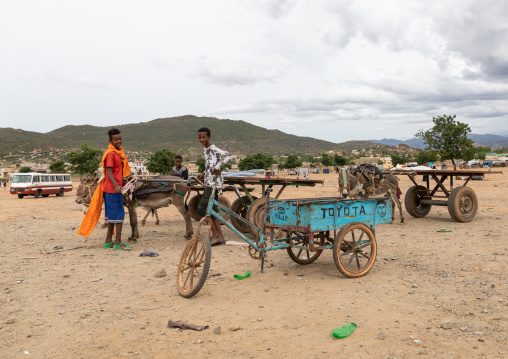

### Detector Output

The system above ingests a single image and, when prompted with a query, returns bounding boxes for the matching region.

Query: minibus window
[50,176,55,182]
[33,176,40,183]
[13,175,32,183]
[57,176,63,181]
[65,175,70,181]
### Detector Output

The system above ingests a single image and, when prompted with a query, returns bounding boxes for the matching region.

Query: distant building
[130,161,147,174]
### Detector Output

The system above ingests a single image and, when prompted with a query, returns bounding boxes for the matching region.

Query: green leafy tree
[18,166,32,173]
[415,150,439,165]
[67,144,102,180]
[415,115,474,170]
[195,158,205,173]
[391,153,412,166]
[321,153,333,166]
[377,160,384,165]
[145,149,175,174]
[49,160,67,172]
[333,154,349,166]
[282,154,303,169]
[238,153,276,171]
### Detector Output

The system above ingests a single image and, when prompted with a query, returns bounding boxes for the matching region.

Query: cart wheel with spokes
[333,222,377,278]
[177,235,211,298]
[287,231,323,265]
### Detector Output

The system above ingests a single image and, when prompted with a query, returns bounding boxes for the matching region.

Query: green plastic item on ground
[332,323,357,339]
[437,230,452,233]
[233,271,251,280]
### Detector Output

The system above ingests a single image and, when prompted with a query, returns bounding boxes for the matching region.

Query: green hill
[1,115,389,161]
[48,115,340,156]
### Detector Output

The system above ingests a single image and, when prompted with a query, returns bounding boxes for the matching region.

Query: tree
[391,153,412,166]
[377,160,384,165]
[18,166,32,173]
[415,150,439,165]
[333,154,349,166]
[415,115,474,170]
[49,160,67,172]
[195,158,205,173]
[321,153,333,166]
[145,149,175,174]
[282,154,303,169]
[238,153,276,171]
[67,144,102,180]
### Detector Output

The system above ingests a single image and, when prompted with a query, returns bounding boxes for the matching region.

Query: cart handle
[186,176,242,197]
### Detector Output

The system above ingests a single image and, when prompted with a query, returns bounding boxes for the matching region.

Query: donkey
[75,175,163,226]
[75,174,193,241]
[336,165,404,223]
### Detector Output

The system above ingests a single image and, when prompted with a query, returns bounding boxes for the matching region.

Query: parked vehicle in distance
[10,173,73,199]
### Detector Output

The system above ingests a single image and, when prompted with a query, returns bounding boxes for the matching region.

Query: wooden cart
[387,169,502,222]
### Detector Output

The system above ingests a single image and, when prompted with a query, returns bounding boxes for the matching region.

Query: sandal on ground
[103,242,114,248]
[113,243,133,250]
[210,236,225,246]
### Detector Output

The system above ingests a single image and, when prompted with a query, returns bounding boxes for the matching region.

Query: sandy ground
[0,172,507,359]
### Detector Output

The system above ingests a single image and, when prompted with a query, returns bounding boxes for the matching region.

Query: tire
[177,235,211,298]
[34,189,42,198]
[246,198,268,236]
[230,196,258,233]
[188,195,202,221]
[287,231,323,265]
[188,194,232,222]
[217,195,232,222]
[18,194,24,199]
[333,222,377,278]
[404,185,431,218]
[58,188,65,197]
[447,186,478,223]
[247,198,284,239]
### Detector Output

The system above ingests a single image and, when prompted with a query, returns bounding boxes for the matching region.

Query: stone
[213,326,221,334]
[440,321,453,329]
[264,285,270,292]
[297,273,304,277]
[376,332,389,340]
[478,339,485,343]
[229,325,241,331]
[154,269,167,278]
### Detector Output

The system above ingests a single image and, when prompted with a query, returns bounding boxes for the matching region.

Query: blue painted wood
[268,197,392,232]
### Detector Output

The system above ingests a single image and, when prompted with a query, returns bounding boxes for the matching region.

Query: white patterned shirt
[203,144,234,187]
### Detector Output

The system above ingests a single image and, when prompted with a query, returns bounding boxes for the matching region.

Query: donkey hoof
[155,222,160,225]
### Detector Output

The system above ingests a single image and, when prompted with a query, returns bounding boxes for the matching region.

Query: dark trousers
[197,187,218,220]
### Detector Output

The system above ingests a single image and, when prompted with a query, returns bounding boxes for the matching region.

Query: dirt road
[0,172,506,358]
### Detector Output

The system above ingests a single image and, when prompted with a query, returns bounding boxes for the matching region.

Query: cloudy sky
[1,0,508,142]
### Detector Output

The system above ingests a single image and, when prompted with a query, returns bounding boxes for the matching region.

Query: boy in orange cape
[77,128,132,249]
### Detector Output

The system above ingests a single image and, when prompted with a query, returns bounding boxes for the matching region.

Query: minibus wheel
[34,189,42,198]
[17,194,24,199]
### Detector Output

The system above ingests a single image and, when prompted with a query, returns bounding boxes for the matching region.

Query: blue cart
[177,178,393,298]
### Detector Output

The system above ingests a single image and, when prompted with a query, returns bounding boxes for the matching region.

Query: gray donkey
[336,165,404,223]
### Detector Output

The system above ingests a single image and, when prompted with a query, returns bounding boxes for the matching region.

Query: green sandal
[103,242,114,248]
[113,243,133,250]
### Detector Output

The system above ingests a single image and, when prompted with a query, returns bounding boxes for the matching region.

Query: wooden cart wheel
[188,194,232,222]
[230,196,258,233]
[188,195,202,221]
[287,232,323,265]
[404,185,432,218]
[447,186,478,223]
[333,222,377,278]
[177,235,211,298]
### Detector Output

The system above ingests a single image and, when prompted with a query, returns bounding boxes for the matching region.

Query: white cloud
[0,0,507,142]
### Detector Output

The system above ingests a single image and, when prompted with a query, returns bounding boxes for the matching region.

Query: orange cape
[77,144,131,238]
